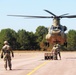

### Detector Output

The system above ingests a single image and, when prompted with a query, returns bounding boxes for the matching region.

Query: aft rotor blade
[7,15,53,18]
[60,13,69,16]
[44,9,56,16]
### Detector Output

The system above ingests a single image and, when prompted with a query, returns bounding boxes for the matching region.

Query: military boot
[4,65,7,70]
[9,68,12,70]
[9,66,12,70]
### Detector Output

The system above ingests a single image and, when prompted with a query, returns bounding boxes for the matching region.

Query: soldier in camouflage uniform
[51,45,58,60]
[56,44,61,60]
[51,44,61,60]
[1,41,14,70]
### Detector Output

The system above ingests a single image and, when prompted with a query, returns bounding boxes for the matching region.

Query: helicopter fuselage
[46,24,67,46]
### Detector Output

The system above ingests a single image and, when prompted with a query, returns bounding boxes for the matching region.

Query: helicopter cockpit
[48,25,62,34]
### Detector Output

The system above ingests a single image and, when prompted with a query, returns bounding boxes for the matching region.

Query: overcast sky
[0,0,76,32]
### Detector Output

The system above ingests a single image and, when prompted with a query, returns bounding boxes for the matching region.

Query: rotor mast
[53,18,60,26]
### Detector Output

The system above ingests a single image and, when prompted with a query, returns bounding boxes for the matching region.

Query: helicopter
[7,9,76,47]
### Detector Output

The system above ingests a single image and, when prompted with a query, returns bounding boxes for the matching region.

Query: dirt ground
[0,51,76,75]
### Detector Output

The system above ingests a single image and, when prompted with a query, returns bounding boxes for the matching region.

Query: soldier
[56,44,61,60]
[51,45,58,60]
[1,41,14,70]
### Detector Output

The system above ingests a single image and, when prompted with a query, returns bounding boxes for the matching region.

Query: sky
[0,0,76,33]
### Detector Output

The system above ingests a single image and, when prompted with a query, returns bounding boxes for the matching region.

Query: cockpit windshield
[53,26,61,30]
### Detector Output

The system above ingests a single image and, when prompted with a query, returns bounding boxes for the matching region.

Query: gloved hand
[12,54,14,57]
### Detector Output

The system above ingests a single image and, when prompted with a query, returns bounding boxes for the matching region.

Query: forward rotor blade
[7,15,53,18]
[66,15,76,18]
[44,9,56,16]
[61,15,76,18]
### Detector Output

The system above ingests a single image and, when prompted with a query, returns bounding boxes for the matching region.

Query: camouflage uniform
[1,41,14,70]
[51,44,61,60]
[56,44,61,60]
[51,45,58,60]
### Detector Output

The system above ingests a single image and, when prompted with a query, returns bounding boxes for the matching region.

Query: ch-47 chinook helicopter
[8,9,76,47]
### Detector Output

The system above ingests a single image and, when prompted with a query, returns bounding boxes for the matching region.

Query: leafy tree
[67,30,76,50]
[27,31,39,50]
[17,29,30,50]
[35,26,48,42]
[0,28,17,49]
[35,26,48,49]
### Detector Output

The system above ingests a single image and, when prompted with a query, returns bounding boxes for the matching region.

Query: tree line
[0,26,76,51]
